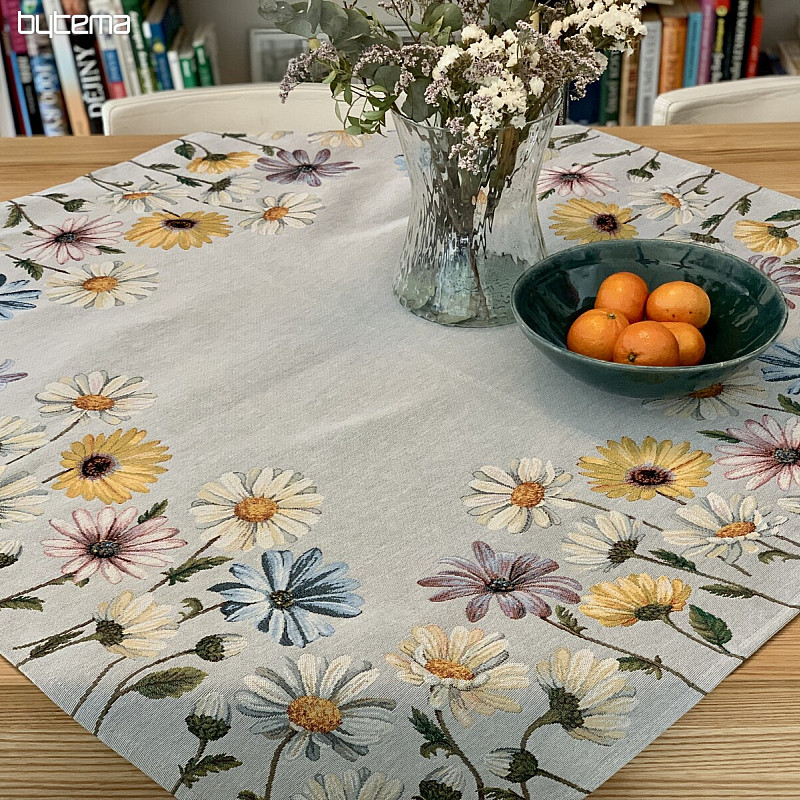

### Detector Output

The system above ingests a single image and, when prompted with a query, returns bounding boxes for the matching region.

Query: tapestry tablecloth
[1,125,800,800]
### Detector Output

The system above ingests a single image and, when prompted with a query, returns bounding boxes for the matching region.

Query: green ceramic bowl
[511,239,788,399]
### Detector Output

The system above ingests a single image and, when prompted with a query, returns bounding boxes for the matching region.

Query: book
[778,40,800,76]
[744,0,763,78]
[683,0,703,87]
[0,28,16,135]
[618,40,640,127]
[1,20,27,133]
[598,50,622,126]
[178,32,197,88]
[709,0,730,83]
[724,0,751,80]
[0,0,43,134]
[89,0,126,98]
[167,25,183,89]
[110,0,140,94]
[636,7,662,125]
[21,1,69,135]
[40,0,89,134]
[121,0,156,93]
[566,79,601,126]
[659,1,689,93]
[697,0,717,84]
[142,0,182,91]
[193,22,218,86]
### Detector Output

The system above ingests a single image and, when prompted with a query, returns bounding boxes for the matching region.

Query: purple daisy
[0,359,26,391]
[255,148,358,187]
[418,540,582,622]
[24,215,123,265]
[749,255,800,310]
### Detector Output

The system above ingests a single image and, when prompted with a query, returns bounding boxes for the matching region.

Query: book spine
[635,16,661,125]
[598,50,621,126]
[142,12,174,90]
[697,0,716,83]
[0,28,15,135]
[122,1,156,93]
[1,30,27,133]
[179,50,197,87]
[193,39,214,86]
[710,0,730,83]
[684,10,703,87]
[67,21,108,133]
[618,42,640,127]
[0,0,42,133]
[26,22,69,135]
[566,79,601,126]
[727,0,751,79]
[659,16,688,94]
[745,1,763,78]
[109,0,139,94]
[167,40,182,89]
[89,0,125,97]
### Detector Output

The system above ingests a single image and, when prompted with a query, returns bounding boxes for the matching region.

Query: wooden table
[1,124,799,800]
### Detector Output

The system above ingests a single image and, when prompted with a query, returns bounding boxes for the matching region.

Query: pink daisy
[418,540,582,622]
[749,255,800,310]
[24,215,124,265]
[537,164,617,198]
[42,506,186,584]
[717,414,800,490]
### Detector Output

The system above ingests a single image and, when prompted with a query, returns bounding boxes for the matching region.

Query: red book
[745,0,763,78]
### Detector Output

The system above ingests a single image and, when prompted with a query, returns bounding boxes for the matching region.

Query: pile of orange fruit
[566,272,711,367]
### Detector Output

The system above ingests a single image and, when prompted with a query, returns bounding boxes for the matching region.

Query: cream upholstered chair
[101,83,393,135]
[652,75,800,125]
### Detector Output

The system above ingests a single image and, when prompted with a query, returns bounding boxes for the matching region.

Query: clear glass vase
[393,96,561,327]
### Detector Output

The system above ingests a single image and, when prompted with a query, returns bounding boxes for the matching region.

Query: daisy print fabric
[2,126,800,800]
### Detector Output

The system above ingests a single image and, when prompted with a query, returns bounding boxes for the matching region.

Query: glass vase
[393,97,561,327]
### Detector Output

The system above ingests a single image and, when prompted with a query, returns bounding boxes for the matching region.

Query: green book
[120,0,157,93]
[179,44,199,88]
[598,50,622,126]
[192,23,217,87]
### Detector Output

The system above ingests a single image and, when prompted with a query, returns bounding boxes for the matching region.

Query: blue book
[683,0,704,87]
[567,80,601,126]
[142,0,182,91]
[5,48,32,134]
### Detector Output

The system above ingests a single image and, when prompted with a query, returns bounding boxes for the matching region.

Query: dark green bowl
[511,239,788,398]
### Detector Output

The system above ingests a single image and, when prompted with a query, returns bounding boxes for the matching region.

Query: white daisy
[99,180,189,214]
[47,261,159,309]
[385,624,529,729]
[92,590,179,658]
[0,238,9,252]
[307,130,367,148]
[484,748,539,783]
[777,496,800,515]
[0,465,48,527]
[462,458,574,532]
[235,653,396,762]
[663,492,783,565]
[642,369,766,421]
[562,511,643,571]
[190,466,323,551]
[0,416,47,459]
[36,371,155,426]
[239,193,322,236]
[0,539,22,567]
[628,186,708,226]
[291,769,404,800]
[201,175,262,206]
[424,764,466,792]
[535,647,636,744]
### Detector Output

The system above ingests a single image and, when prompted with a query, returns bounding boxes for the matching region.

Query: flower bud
[186,692,232,741]
[195,633,248,662]
[423,763,466,792]
[484,748,539,783]
[0,540,21,569]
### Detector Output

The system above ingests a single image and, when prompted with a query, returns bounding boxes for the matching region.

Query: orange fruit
[567,308,630,362]
[612,321,681,366]
[645,281,711,329]
[662,321,706,366]
[594,272,649,323]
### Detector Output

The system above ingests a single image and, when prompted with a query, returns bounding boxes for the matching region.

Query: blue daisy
[210,547,363,648]
[0,273,40,320]
[759,338,800,394]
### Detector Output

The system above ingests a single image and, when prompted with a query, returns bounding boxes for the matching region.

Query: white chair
[102,83,385,135]
[652,75,800,125]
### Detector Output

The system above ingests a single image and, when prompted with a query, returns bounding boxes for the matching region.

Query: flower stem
[541,616,706,694]
[536,770,591,795]
[147,536,221,593]
[264,732,295,800]
[9,201,42,230]
[181,138,212,156]
[170,738,207,795]
[663,618,745,661]
[519,710,560,750]
[14,619,89,651]
[705,188,762,235]
[41,468,69,484]
[70,656,125,716]
[129,159,216,185]
[435,709,486,799]
[5,417,83,466]
[584,145,644,167]
[776,533,800,550]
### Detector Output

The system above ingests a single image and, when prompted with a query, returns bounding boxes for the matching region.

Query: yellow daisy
[125,211,232,250]
[186,151,258,174]
[733,220,799,257]
[580,573,692,627]
[550,198,638,243]
[53,428,171,504]
[578,436,713,501]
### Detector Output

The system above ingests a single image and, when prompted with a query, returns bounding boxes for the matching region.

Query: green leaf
[699,429,741,443]
[130,666,207,699]
[554,604,586,634]
[176,175,202,187]
[4,204,22,228]
[180,753,242,788]
[45,193,67,200]
[409,707,452,759]
[627,168,654,181]
[319,1,348,39]
[148,163,179,170]
[779,394,800,416]
[175,142,196,159]
[688,605,733,647]
[483,790,525,800]
[423,2,463,30]
[306,0,323,30]
[488,0,533,26]
[650,549,697,573]
[735,195,752,215]
[261,146,275,156]
[785,257,800,266]
[401,79,433,123]
[29,628,86,658]
[538,188,555,201]
[700,584,755,599]
[95,246,125,255]
[180,597,205,621]
[414,780,463,800]
[238,793,261,800]
[766,209,800,223]
[165,555,231,585]
[758,549,800,563]
[7,257,44,280]
[0,596,43,611]
[63,199,86,212]
[74,578,90,587]
[700,214,725,230]
[138,500,168,524]
[617,655,663,680]
[689,232,723,246]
